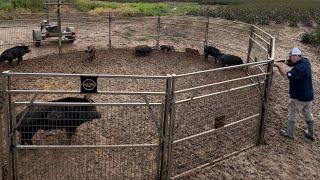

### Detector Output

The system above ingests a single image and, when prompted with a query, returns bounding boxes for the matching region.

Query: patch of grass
[0,0,44,13]
[73,1,203,16]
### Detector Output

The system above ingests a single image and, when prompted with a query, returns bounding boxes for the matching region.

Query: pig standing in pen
[0,45,31,65]
[16,96,101,145]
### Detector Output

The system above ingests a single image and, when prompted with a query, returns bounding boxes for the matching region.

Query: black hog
[218,54,244,67]
[16,96,101,145]
[204,45,222,63]
[160,45,175,52]
[0,45,31,65]
[135,45,152,56]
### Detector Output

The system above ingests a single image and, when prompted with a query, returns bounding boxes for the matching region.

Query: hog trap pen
[0,6,275,180]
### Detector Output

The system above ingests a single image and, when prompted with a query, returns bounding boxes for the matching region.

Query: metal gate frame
[1,71,171,180]
[1,59,273,180]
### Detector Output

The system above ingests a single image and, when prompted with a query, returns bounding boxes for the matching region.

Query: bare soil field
[1,16,320,179]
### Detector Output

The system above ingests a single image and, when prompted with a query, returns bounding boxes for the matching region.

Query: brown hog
[84,45,96,61]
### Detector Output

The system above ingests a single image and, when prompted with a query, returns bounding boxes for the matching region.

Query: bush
[301,32,315,44]
[300,23,320,45]
[0,2,13,11]
[315,24,320,43]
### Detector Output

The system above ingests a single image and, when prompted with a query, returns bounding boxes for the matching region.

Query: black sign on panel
[80,76,98,93]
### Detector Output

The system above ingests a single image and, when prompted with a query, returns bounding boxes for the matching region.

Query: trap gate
[1,57,273,179]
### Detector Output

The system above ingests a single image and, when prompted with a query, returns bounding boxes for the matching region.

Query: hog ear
[84,95,94,102]
[84,94,89,100]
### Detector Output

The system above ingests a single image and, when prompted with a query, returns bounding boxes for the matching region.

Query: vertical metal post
[246,25,255,64]
[1,71,12,180]
[159,75,172,180]
[156,15,161,48]
[108,12,112,48]
[166,74,176,180]
[270,37,275,61]
[10,103,17,180]
[204,15,209,47]
[57,0,62,55]
[156,104,165,180]
[0,73,4,180]
[256,60,274,145]
[46,0,50,23]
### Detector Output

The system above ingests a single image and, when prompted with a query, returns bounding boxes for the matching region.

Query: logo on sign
[82,79,96,91]
[80,76,97,93]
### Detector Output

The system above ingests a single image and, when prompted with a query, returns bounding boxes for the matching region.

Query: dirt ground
[1,16,320,179]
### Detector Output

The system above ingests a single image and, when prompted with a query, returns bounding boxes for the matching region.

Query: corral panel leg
[257,61,274,145]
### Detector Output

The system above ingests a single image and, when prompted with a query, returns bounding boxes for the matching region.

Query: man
[273,47,315,141]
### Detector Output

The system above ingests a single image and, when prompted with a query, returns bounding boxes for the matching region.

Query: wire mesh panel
[206,20,251,61]
[248,26,274,63]
[111,16,158,48]
[13,103,163,180]
[16,147,158,180]
[159,16,207,51]
[169,62,270,178]
[2,71,169,180]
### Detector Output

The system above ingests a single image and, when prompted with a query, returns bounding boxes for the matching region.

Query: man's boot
[304,121,315,141]
[280,121,295,140]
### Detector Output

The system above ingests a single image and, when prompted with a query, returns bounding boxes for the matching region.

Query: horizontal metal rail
[13,102,162,106]
[2,71,168,79]
[160,22,205,29]
[172,114,259,144]
[113,16,159,20]
[175,60,272,78]
[172,144,256,179]
[160,35,204,43]
[175,73,268,94]
[208,21,251,32]
[7,90,166,95]
[250,37,268,52]
[252,25,274,39]
[160,17,207,23]
[0,43,31,47]
[16,143,159,149]
[207,42,248,54]
[0,25,32,28]
[208,28,248,38]
[253,32,270,46]
[175,82,263,104]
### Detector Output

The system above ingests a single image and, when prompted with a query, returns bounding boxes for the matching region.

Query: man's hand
[273,62,288,77]
[273,62,282,67]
